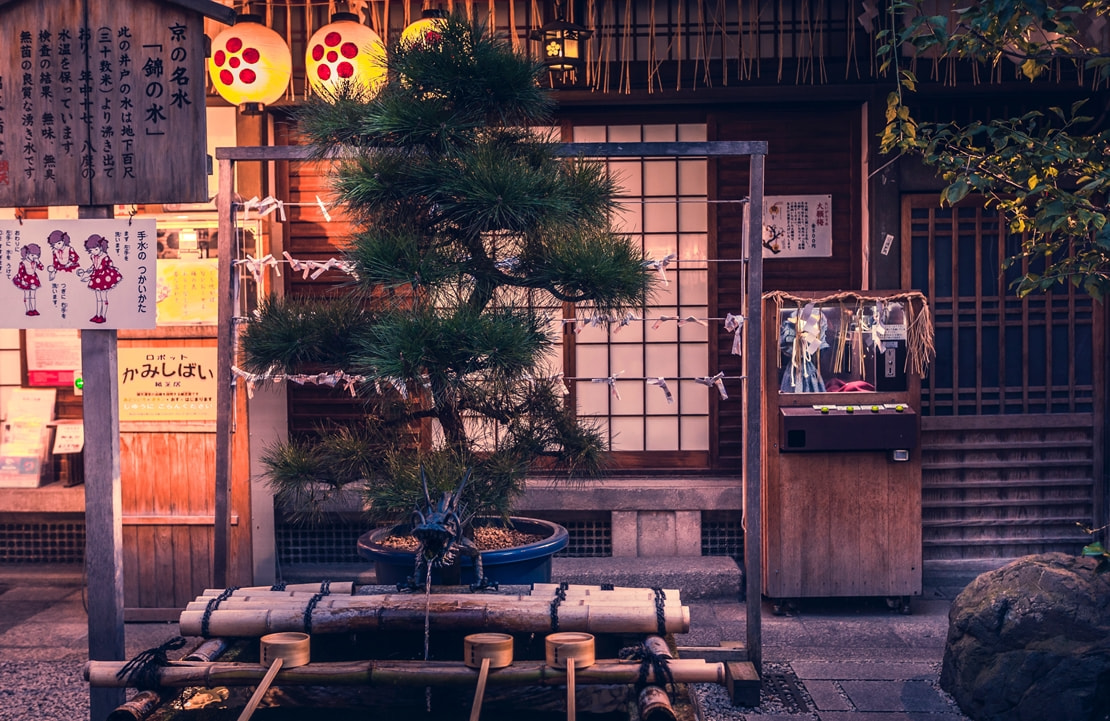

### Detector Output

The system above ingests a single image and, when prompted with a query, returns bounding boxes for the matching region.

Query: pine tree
[241,13,653,526]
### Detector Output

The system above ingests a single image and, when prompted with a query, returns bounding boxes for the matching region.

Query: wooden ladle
[545,632,596,721]
[237,632,311,721]
[464,633,514,721]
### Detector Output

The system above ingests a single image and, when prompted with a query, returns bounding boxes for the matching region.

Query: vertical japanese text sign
[0,0,230,207]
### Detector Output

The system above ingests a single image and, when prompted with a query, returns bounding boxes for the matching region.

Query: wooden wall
[711,104,864,466]
[118,334,253,620]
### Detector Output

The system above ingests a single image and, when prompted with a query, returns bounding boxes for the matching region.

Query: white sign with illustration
[0,219,157,329]
[761,195,833,258]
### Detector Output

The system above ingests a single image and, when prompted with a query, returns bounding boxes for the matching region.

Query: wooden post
[214,155,236,588]
[80,203,127,719]
[743,153,764,675]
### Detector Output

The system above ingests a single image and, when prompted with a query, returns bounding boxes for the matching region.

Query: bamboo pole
[86,658,725,689]
[180,602,690,637]
[183,596,684,611]
[200,582,354,597]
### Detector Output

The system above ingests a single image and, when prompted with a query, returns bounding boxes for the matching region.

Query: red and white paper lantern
[209,14,292,110]
[306,13,386,97]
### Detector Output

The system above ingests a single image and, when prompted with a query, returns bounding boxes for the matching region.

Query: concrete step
[551,556,743,600]
[279,555,744,600]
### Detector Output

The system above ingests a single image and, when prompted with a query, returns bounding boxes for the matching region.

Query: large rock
[940,552,1110,721]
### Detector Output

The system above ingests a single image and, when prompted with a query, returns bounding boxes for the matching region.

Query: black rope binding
[652,587,667,637]
[115,636,188,690]
[549,581,569,632]
[618,640,677,701]
[600,583,615,590]
[301,580,332,634]
[269,581,287,591]
[200,587,238,637]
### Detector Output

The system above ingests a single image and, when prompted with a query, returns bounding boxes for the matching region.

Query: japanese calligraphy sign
[761,194,833,258]
[117,346,217,421]
[0,0,213,206]
[0,218,157,329]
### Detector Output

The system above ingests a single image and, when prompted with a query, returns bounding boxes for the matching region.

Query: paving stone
[802,679,853,711]
[792,661,936,681]
[838,680,954,713]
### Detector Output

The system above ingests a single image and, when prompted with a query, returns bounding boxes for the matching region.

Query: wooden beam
[80,203,127,720]
[213,156,235,588]
[743,153,764,675]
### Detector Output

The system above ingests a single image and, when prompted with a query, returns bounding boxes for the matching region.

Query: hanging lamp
[400,7,448,48]
[209,12,292,113]
[530,2,591,73]
[306,11,386,98]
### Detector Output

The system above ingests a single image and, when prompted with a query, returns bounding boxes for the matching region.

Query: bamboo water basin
[89,583,726,721]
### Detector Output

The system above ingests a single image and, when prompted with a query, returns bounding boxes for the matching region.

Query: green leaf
[942,179,970,206]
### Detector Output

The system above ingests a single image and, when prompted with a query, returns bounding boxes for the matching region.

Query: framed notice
[117,346,217,422]
[760,195,833,258]
[26,329,82,386]
[0,219,157,330]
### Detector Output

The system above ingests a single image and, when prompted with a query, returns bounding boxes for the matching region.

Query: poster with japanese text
[761,194,833,258]
[117,346,217,422]
[0,219,156,329]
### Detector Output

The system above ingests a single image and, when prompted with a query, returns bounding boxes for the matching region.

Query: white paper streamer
[724,313,744,356]
[696,372,728,400]
[648,377,674,404]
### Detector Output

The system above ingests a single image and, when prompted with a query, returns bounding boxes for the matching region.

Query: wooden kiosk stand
[761,291,933,613]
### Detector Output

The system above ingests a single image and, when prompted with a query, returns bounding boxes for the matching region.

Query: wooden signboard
[0,0,232,207]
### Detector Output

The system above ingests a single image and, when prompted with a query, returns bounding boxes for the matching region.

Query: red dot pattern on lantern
[306,19,385,94]
[211,34,260,85]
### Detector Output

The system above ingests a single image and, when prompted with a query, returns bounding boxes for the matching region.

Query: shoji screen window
[570,124,709,460]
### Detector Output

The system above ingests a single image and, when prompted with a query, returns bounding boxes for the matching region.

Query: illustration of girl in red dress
[78,234,123,324]
[13,243,44,316]
[46,230,81,281]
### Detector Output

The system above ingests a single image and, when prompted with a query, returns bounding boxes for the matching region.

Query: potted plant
[239,12,654,587]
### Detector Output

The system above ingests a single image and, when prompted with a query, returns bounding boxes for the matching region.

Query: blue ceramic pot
[357,517,569,587]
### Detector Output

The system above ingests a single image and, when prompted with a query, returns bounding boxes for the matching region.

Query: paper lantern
[209,14,292,111]
[530,17,591,72]
[306,12,386,97]
[400,8,448,48]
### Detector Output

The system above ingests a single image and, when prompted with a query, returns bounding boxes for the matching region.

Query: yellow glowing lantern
[400,8,448,48]
[530,17,591,72]
[306,12,386,97]
[209,14,292,112]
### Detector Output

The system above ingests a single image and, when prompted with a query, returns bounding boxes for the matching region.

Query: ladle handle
[566,662,576,721]
[468,656,492,721]
[237,657,283,721]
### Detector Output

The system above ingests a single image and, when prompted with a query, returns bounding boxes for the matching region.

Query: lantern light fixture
[400,7,448,48]
[209,13,293,113]
[529,6,591,73]
[306,12,386,98]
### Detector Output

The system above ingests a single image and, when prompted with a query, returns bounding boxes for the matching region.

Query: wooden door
[902,196,1104,577]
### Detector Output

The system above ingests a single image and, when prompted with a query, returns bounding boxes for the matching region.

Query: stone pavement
[0,564,972,720]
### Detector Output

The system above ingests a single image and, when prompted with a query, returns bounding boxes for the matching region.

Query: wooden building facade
[2,0,1105,607]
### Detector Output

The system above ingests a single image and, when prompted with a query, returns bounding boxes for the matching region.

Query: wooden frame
[213,139,769,671]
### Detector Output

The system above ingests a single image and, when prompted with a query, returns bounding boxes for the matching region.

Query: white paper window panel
[610,161,642,195]
[644,201,677,233]
[679,200,707,232]
[676,317,710,343]
[607,125,644,142]
[611,382,644,415]
[577,343,610,370]
[646,417,679,451]
[0,329,20,348]
[645,349,679,378]
[679,379,711,415]
[576,380,611,416]
[680,417,710,450]
[645,381,676,415]
[613,202,642,234]
[643,125,678,142]
[678,269,708,305]
[678,124,707,141]
[608,320,645,344]
[0,351,21,385]
[610,417,645,451]
[644,160,677,196]
[678,159,707,195]
[646,309,680,342]
[679,343,709,377]
[572,126,606,142]
[652,278,679,307]
[609,345,644,377]
[680,233,708,259]
[643,234,678,260]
